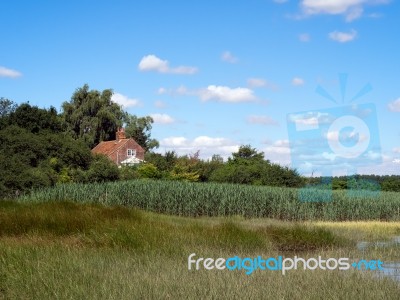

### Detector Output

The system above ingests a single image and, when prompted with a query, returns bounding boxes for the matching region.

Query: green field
[20,179,400,221]
[1,199,399,299]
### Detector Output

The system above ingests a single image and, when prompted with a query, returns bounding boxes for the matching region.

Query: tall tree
[9,103,62,133]
[230,144,265,163]
[61,84,125,148]
[124,115,159,151]
[0,98,17,117]
[0,98,17,129]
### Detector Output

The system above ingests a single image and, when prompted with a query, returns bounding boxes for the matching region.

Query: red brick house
[91,128,145,166]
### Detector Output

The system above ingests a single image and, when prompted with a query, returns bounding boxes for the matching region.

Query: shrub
[87,154,119,182]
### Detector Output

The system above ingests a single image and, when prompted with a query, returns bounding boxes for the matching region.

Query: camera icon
[287,103,382,202]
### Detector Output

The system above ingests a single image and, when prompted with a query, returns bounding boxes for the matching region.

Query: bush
[137,163,161,179]
[87,154,119,182]
[119,165,140,180]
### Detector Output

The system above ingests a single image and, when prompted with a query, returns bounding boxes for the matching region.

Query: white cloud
[247,78,278,90]
[288,112,333,131]
[139,55,168,72]
[154,100,167,108]
[111,93,141,108]
[263,139,291,165]
[296,116,319,126]
[161,135,235,149]
[192,136,232,147]
[295,0,391,22]
[329,30,357,42]
[161,85,257,103]
[355,152,400,175]
[247,78,267,88]
[176,85,188,95]
[159,135,239,160]
[171,66,198,74]
[221,51,238,64]
[299,33,311,42]
[322,152,337,161]
[265,145,291,155]
[199,85,256,103]
[150,113,175,124]
[302,0,363,14]
[345,6,364,21]
[368,12,383,18]
[365,150,381,160]
[157,86,188,96]
[0,66,22,78]
[157,87,167,94]
[388,98,400,112]
[301,0,389,22]
[247,115,279,126]
[161,136,188,148]
[393,148,400,153]
[292,77,305,86]
[138,54,197,74]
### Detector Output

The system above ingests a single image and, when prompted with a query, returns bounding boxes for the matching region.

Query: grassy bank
[19,180,400,220]
[0,201,399,299]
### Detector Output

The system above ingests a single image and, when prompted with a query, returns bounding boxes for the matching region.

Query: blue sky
[1,0,399,175]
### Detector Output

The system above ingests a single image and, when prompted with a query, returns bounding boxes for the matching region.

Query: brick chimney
[116,127,126,141]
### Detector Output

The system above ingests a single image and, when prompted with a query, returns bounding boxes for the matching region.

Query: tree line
[1,85,399,198]
[0,84,304,197]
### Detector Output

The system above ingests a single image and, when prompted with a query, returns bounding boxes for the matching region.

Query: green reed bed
[19,179,400,221]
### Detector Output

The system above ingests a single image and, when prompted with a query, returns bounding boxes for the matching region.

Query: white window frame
[127,149,136,157]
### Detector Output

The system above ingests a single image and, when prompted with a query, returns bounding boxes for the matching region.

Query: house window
[127,149,136,157]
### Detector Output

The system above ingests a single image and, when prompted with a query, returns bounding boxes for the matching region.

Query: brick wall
[108,139,145,165]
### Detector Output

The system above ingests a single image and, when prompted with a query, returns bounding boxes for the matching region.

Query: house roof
[91,138,144,156]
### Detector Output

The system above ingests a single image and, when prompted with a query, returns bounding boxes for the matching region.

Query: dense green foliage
[141,146,304,187]
[209,145,303,187]
[61,84,158,150]
[0,89,154,198]
[124,115,159,151]
[0,122,90,197]
[20,180,400,221]
[61,85,125,148]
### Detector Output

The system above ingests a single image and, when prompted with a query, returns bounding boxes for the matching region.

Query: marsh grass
[0,201,141,236]
[0,201,352,254]
[1,245,399,300]
[1,201,400,299]
[264,225,349,252]
[312,221,400,241]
